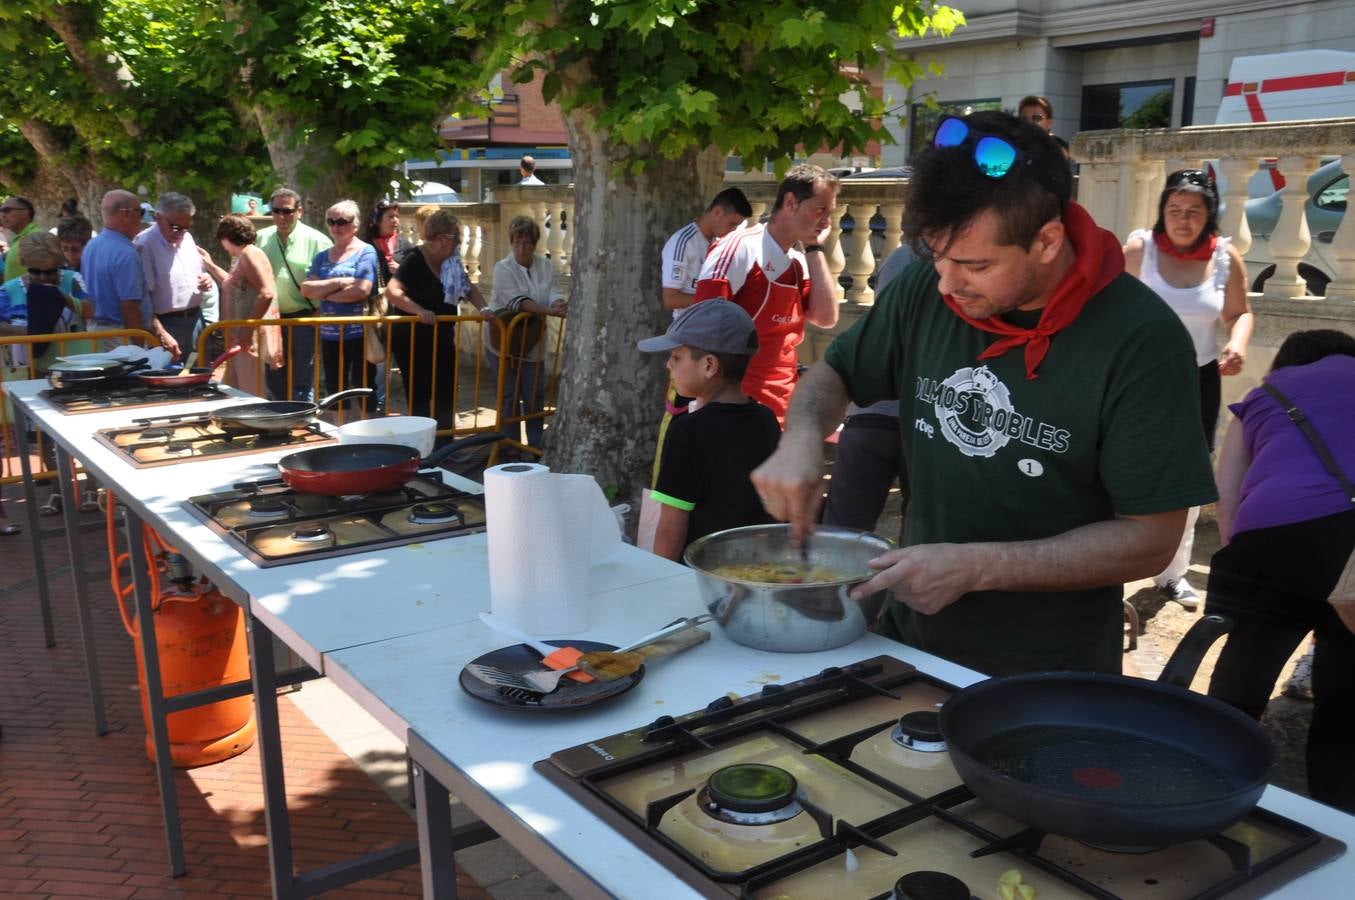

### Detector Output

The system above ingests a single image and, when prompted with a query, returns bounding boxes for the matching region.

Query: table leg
[12,405,56,647]
[414,760,456,899]
[246,610,298,899]
[122,506,187,876]
[56,446,107,736]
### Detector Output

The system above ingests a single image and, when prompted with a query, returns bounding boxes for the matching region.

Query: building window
[1182,77,1196,127]
[1080,80,1174,131]
[909,99,1003,156]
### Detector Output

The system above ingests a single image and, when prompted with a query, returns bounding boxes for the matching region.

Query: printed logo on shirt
[670,262,685,282]
[915,365,1071,459]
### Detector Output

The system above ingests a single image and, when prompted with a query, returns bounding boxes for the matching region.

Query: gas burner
[290,524,333,543]
[165,441,194,454]
[140,427,174,440]
[697,764,803,825]
[409,501,465,525]
[891,710,947,753]
[248,497,292,519]
[893,870,971,900]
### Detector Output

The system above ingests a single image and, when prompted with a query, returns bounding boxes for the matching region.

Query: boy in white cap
[638,300,781,560]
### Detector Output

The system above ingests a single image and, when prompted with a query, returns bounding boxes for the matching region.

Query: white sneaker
[1283,647,1314,700]
[1158,579,1201,610]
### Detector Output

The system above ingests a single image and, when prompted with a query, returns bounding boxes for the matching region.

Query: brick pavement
[0,494,491,899]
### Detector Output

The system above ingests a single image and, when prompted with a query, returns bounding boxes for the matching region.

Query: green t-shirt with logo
[824,259,1217,676]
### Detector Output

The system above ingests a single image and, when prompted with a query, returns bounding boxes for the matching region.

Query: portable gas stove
[537,656,1345,899]
[185,472,487,567]
[94,414,333,467]
[41,381,230,414]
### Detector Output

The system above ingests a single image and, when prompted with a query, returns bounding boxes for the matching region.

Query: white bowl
[336,416,438,457]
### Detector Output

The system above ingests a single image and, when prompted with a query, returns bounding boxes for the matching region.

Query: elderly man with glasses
[2,197,43,284]
[754,111,1217,678]
[133,192,212,364]
[256,187,331,400]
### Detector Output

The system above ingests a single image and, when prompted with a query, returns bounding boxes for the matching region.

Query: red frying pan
[137,346,244,387]
[275,432,506,495]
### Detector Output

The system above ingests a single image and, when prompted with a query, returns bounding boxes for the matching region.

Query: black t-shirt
[653,400,781,553]
[393,246,455,314]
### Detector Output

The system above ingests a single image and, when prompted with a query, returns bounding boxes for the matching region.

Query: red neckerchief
[942,202,1124,380]
[1153,229,1216,261]
[374,232,398,265]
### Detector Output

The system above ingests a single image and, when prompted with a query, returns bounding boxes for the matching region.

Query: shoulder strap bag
[1260,380,1355,504]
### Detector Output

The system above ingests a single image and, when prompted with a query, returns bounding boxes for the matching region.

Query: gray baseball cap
[637,299,758,355]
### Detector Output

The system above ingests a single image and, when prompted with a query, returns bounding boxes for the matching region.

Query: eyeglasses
[327,217,354,227]
[0,207,20,213]
[27,267,60,276]
[1166,170,1212,189]
[1024,113,1049,123]
[933,116,1027,179]
[271,207,298,216]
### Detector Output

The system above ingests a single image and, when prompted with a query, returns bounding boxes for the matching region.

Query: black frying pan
[939,614,1274,848]
[210,388,372,433]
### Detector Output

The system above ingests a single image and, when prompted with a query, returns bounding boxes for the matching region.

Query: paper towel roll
[483,463,622,635]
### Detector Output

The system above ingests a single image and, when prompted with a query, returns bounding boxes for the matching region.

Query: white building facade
[883,0,1355,165]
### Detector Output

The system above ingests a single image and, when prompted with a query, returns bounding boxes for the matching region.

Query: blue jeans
[266,312,317,401]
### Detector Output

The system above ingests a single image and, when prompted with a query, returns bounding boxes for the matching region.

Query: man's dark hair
[59,198,80,217]
[1151,169,1220,248]
[770,164,838,214]
[903,111,1071,255]
[7,196,35,217]
[1018,95,1053,118]
[1271,329,1355,371]
[709,187,753,218]
[57,215,93,244]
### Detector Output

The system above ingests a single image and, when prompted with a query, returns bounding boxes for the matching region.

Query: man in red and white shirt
[693,164,840,423]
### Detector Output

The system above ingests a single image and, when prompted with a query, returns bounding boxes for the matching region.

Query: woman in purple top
[301,200,377,412]
[1205,329,1355,814]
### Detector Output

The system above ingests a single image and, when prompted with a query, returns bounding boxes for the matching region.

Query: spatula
[477,612,593,683]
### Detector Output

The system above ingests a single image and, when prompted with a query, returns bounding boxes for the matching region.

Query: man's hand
[849,544,983,615]
[196,272,213,293]
[156,327,181,361]
[750,435,827,544]
[415,307,436,326]
[549,299,568,317]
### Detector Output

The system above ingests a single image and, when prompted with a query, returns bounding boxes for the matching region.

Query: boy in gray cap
[638,300,781,560]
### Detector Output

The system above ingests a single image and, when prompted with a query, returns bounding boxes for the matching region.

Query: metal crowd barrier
[195,311,565,458]
[1,329,156,487]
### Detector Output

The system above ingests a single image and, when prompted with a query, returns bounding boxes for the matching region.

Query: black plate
[458,640,645,711]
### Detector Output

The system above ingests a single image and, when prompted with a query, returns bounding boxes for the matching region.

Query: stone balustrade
[395,122,1353,391]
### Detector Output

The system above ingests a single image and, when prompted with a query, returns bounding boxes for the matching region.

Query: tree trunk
[543,105,725,506]
[253,105,356,229]
[16,120,115,228]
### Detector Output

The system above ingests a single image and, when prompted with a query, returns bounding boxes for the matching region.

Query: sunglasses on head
[327,217,354,227]
[27,267,60,276]
[933,115,1027,179]
[1166,170,1212,190]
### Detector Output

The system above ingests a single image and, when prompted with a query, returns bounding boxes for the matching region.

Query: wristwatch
[803,244,825,253]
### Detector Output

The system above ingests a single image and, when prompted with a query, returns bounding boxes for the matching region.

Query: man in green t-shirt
[753,111,1218,676]
[256,187,332,401]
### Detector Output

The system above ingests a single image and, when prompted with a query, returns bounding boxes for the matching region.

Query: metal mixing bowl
[683,524,893,653]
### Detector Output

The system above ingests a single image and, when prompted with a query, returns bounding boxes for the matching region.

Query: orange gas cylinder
[105,498,256,768]
[127,585,257,767]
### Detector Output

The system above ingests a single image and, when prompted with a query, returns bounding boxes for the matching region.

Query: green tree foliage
[0,1,484,215]
[469,0,963,174]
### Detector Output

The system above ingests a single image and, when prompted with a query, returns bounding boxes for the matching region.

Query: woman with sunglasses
[301,200,378,413]
[1123,170,1253,609]
[1,233,92,526]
